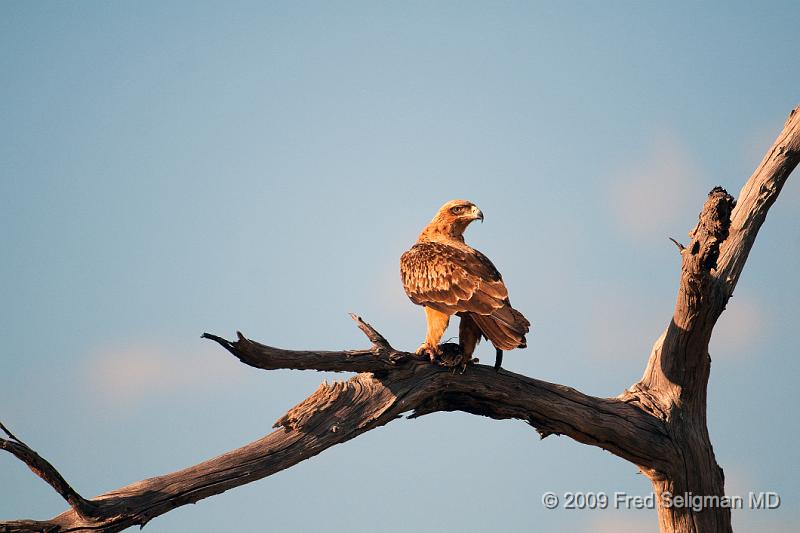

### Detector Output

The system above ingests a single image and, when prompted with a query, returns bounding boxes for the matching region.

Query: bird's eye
[450,206,466,215]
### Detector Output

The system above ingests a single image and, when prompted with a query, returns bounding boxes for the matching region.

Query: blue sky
[1,2,798,531]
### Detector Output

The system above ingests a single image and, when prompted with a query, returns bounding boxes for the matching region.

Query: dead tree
[2,107,798,533]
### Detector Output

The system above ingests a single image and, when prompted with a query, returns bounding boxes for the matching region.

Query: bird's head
[436,199,484,224]
[420,199,484,242]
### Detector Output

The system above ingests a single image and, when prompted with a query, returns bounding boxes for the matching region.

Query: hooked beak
[472,205,484,223]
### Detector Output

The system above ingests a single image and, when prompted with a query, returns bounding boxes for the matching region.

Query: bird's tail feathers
[471,308,529,351]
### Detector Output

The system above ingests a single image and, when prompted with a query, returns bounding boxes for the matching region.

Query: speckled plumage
[400,200,530,366]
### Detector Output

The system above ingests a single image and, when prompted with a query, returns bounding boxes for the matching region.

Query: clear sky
[1,2,798,532]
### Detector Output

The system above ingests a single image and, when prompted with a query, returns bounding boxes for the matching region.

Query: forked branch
[0,315,674,533]
[0,423,99,521]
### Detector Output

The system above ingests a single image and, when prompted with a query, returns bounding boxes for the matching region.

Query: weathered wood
[0,327,674,533]
[201,315,410,373]
[1,106,798,533]
[627,106,800,533]
[717,107,800,294]
[0,423,99,521]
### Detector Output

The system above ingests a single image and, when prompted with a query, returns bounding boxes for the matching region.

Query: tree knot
[686,187,736,274]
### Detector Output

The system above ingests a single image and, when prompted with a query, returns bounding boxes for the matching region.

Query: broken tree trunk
[2,106,798,533]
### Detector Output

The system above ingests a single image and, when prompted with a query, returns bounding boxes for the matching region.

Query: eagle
[400,199,530,370]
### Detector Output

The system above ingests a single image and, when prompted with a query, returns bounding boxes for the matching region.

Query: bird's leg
[417,307,450,363]
[494,349,504,371]
[457,314,482,371]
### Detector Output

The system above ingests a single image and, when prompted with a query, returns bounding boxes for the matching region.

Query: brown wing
[400,242,530,349]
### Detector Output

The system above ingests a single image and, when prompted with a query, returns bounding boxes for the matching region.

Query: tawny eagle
[400,200,530,370]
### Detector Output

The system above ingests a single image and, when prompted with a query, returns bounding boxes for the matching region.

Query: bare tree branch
[638,106,800,411]
[668,237,686,251]
[0,423,99,520]
[717,107,800,293]
[0,319,674,532]
[627,105,800,533]
[200,315,410,373]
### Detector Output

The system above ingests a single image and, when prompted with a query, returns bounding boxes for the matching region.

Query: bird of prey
[400,200,530,370]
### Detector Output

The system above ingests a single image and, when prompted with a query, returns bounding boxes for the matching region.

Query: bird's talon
[416,343,442,363]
